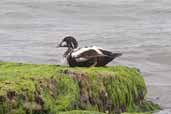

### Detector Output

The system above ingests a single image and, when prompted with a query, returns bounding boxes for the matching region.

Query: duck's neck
[64,48,73,57]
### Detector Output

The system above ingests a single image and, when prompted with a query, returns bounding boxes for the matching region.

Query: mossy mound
[0,62,159,114]
[122,113,151,114]
[58,110,150,114]
[58,110,106,114]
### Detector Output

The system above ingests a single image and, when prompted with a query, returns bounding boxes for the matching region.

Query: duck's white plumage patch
[75,57,88,62]
[61,41,67,46]
[72,46,104,57]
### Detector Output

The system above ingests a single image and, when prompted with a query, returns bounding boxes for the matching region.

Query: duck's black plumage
[57,36,122,67]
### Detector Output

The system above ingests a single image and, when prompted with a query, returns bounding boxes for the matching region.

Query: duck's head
[57,36,78,49]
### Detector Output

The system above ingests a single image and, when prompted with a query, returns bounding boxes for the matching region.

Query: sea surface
[0,0,171,113]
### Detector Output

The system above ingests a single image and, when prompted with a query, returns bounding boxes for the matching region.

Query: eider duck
[57,36,122,67]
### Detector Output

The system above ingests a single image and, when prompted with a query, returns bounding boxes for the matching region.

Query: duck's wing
[72,47,108,62]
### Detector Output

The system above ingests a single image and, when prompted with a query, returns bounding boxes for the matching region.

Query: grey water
[0,0,171,113]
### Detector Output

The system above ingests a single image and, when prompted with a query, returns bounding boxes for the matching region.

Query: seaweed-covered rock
[0,62,159,114]
[58,110,106,114]
[58,110,151,114]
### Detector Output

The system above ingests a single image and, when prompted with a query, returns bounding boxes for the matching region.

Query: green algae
[122,112,151,114]
[0,62,159,114]
[58,110,151,114]
[58,110,106,114]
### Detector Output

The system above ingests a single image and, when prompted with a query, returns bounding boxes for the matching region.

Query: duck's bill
[56,44,67,48]
[56,41,68,48]
[56,45,61,48]
[56,42,64,48]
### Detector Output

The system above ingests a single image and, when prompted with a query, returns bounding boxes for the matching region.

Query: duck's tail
[111,53,122,58]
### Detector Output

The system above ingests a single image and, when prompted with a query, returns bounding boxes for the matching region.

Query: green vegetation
[0,62,159,114]
[122,113,151,114]
[58,110,106,114]
[58,110,151,114]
